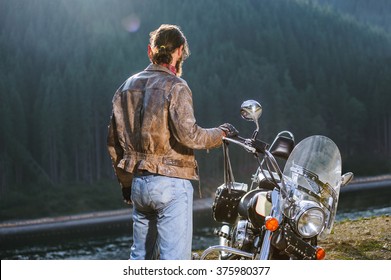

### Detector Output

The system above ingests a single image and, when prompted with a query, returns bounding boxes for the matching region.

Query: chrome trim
[200,245,254,260]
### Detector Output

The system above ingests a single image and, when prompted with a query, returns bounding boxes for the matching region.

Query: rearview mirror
[240,100,262,139]
[240,100,262,122]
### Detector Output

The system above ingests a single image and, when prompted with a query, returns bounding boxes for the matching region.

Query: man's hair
[149,24,190,76]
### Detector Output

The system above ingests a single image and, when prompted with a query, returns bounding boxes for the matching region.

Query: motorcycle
[200,100,354,260]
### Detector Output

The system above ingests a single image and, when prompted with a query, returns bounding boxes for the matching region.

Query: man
[107,24,237,260]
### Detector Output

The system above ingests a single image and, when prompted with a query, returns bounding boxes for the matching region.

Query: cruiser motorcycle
[200,100,354,260]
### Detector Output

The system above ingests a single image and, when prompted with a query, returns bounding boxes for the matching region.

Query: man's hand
[122,187,132,205]
[219,123,239,137]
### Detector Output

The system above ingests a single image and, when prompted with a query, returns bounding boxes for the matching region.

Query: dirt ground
[319,215,391,260]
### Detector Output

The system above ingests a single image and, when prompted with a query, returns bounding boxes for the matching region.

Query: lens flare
[121,14,140,33]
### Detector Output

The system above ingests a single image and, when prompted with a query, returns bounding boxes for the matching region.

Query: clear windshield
[281,135,342,238]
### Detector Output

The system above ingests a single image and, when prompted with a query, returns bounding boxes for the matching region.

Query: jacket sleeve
[168,83,224,150]
[107,112,133,189]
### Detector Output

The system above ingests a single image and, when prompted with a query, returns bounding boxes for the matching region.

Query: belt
[134,169,158,177]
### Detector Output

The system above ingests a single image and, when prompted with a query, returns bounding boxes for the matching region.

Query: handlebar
[222,135,268,154]
[223,134,285,187]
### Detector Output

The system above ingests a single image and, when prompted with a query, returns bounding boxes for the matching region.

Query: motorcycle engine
[231,219,257,252]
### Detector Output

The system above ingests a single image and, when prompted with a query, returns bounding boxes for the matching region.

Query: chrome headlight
[294,203,325,238]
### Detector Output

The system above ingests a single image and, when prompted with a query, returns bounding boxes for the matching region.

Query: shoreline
[1,177,390,249]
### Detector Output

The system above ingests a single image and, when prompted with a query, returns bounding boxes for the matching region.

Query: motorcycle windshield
[282,135,342,238]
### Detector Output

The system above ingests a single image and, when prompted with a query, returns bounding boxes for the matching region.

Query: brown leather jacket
[107,64,224,189]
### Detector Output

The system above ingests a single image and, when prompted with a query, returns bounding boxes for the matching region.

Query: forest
[0,0,390,220]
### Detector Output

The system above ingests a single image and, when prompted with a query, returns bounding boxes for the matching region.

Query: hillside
[315,0,391,34]
[1,0,390,219]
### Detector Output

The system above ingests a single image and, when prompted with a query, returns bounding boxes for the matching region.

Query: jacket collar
[145,63,176,76]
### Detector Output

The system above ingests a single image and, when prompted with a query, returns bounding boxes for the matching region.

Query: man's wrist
[220,128,227,137]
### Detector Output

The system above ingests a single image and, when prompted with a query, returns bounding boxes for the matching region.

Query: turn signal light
[265,217,279,232]
[316,247,326,260]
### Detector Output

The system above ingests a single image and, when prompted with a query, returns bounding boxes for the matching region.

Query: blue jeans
[130,175,194,260]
